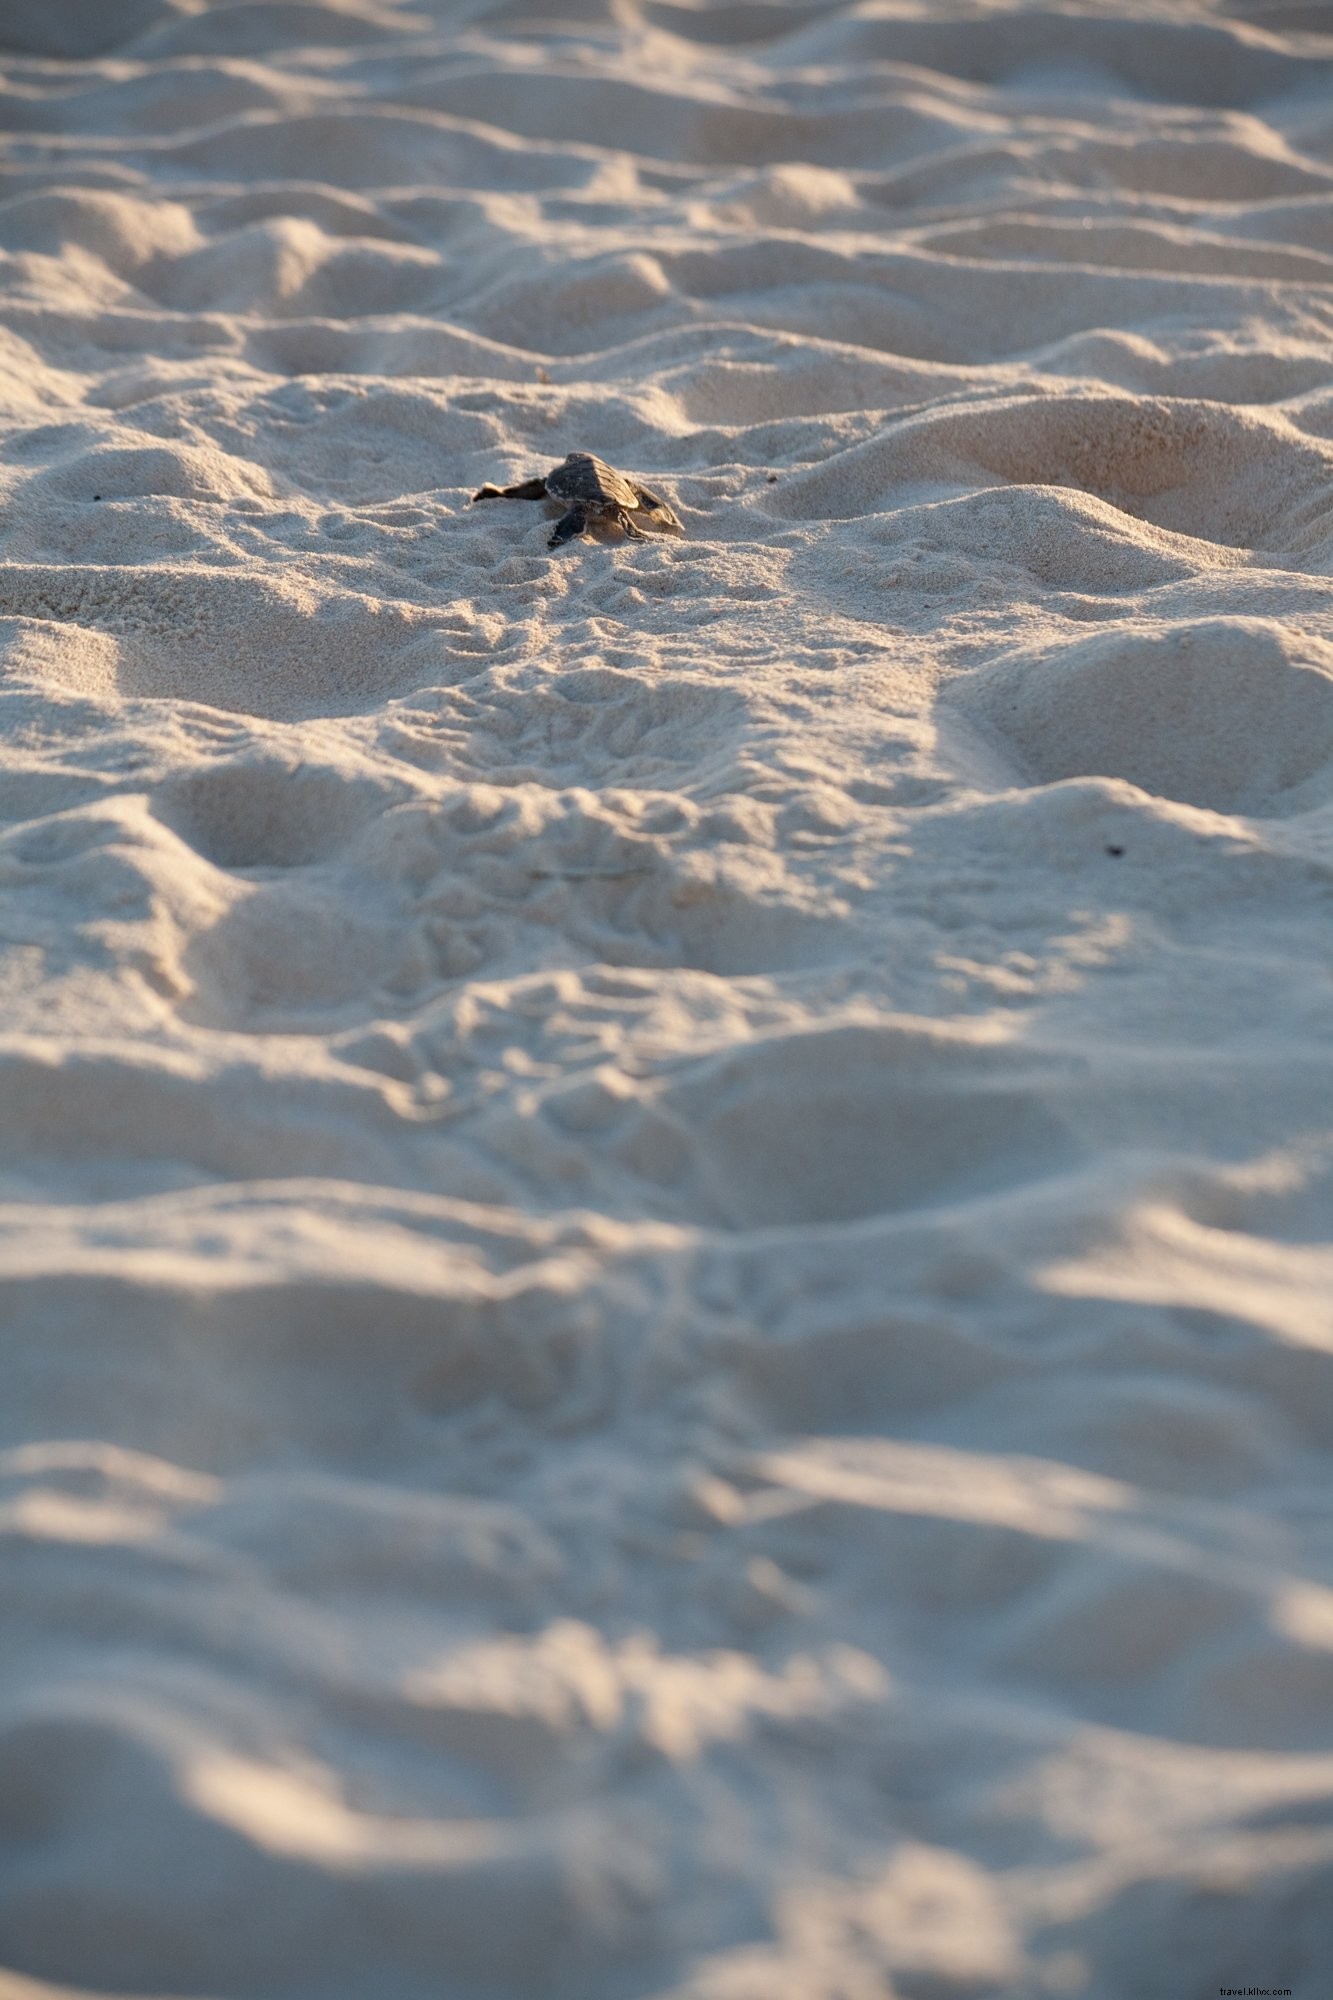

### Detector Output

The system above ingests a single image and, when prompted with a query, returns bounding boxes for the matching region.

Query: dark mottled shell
[545,453,638,509]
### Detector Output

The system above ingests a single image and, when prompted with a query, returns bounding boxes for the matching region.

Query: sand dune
[2,1,1332,1995]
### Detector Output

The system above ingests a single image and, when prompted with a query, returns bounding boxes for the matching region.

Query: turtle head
[633,483,684,535]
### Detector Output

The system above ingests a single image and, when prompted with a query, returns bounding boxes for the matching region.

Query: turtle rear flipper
[472,476,549,503]
[549,504,589,547]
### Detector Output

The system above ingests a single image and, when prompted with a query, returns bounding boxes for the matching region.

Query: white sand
[1,0,1332,1993]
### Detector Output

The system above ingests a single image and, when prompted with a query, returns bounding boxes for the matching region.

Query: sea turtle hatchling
[471,452,684,549]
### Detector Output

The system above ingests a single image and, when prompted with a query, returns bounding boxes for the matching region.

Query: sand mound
[954,616,1333,814]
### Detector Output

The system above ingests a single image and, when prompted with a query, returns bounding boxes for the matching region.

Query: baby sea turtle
[471,452,684,549]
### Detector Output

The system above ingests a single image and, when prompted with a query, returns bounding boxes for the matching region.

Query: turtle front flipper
[549,504,588,547]
[616,508,647,540]
[472,476,549,502]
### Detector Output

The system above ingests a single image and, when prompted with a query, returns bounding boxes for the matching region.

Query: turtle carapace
[471,452,684,549]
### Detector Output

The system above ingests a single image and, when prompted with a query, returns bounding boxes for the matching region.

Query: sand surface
[2,1,1333,1994]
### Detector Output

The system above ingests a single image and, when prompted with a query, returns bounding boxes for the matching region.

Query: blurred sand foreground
[1,1,1332,1995]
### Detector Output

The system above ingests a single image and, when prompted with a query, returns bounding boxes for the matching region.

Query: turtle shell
[545,453,638,510]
